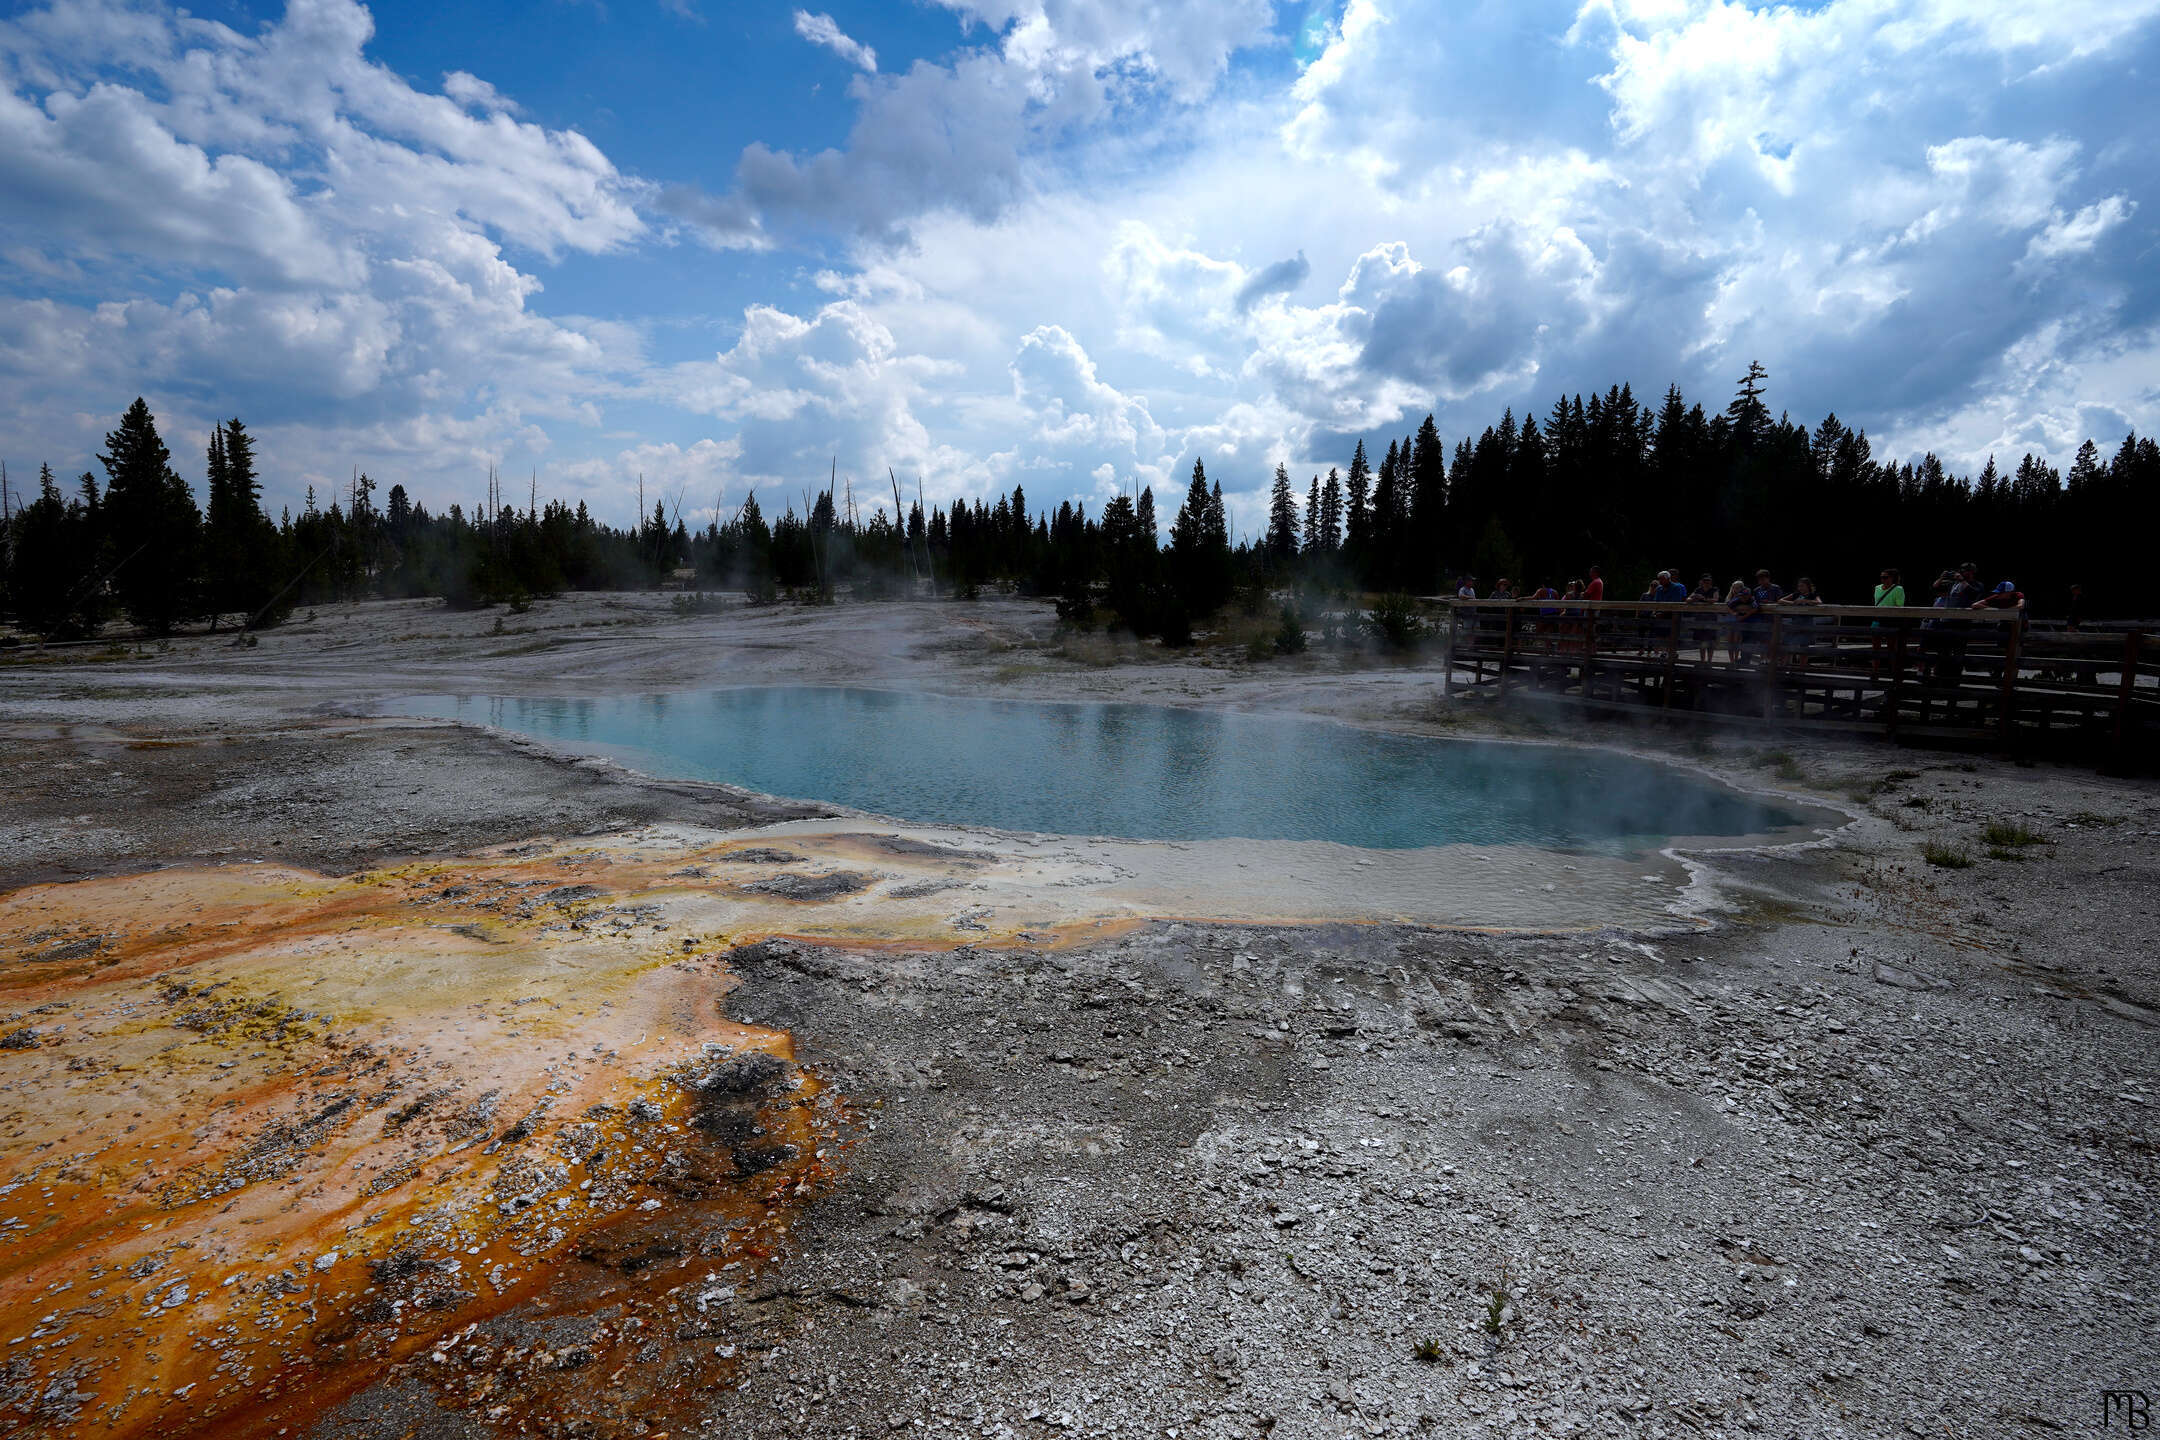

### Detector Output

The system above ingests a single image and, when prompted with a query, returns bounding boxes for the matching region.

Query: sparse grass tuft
[1413,1337,1445,1364]
[1980,819,2044,848]
[1923,842,1973,870]
[1754,749,1804,783]
[1050,633,1135,669]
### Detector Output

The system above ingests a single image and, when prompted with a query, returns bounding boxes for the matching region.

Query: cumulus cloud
[792,10,877,72]
[0,0,649,515]
[1233,251,1309,313]
[658,299,964,495]
[672,0,1275,247]
[1009,323,1167,469]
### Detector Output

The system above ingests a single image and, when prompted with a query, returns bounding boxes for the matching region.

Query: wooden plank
[1763,614,1782,719]
[1662,612,1680,710]
[2116,632,2144,759]
[1498,606,1518,698]
[1583,607,1600,699]
[1998,618,2022,745]
[1887,629,1907,738]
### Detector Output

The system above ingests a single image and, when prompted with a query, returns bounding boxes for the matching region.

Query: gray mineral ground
[2,594,2155,1440]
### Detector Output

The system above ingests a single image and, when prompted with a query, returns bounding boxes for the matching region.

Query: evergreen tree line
[5,376,2156,640]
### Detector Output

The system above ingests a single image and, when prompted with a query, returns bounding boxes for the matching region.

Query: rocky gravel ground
[5,595,2157,1439]
[534,861,2156,1440]
[0,723,830,889]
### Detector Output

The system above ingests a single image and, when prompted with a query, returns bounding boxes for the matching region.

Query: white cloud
[0,0,649,517]
[2018,194,2136,273]
[670,0,1275,247]
[792,10,877,72]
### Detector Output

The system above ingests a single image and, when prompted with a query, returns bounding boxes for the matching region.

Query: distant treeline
[3,370,2156,641]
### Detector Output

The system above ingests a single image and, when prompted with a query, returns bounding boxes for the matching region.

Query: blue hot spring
[391,687,1807,853]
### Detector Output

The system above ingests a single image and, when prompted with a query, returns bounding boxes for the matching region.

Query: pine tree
[204,417,278,624]
[1265,464,1299,566]
[1318,468,1343,556]
[1407,413,1446,589]
[1303,475,1320,556]
[1136,486,1156,548]
[2066,439,2102,496]
[1343,440,1370,573]
[1726,361,1769,448]
[1168,459,1231,616]
[1368,439,1401,589]
[1169,459,1210,559]
[4,463,101,637]
[99,398,201,633]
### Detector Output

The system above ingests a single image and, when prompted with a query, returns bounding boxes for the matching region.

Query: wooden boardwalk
[1439,599,2159,763]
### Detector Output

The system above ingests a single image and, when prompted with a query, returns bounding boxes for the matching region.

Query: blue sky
[2,0,2155,534]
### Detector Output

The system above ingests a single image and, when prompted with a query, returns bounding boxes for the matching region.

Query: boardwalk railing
[1440,599,2158,760]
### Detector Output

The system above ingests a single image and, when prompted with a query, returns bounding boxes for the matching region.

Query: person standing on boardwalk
[1690,574,1721,661]
[1972,579,2025,619]
[1743,570,1783,666]
[1929,565,1983,684]
[1585,566,1605,602]
[1871,567,1906,676]
[1724,579,1755,662]
[1781,576,1825,669]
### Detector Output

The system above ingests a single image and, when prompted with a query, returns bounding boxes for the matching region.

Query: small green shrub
[1274,602,1308,655]
[1979,819,2043,848]
[1483,1287,1507,1336]
[1363,592,1425,652]
[1923,842,1973,869]
[1413,1337,1445,1363]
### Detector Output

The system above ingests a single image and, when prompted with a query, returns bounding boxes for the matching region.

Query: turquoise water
[391,687,1804,852]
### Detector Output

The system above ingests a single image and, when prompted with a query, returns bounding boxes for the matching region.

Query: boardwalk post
[1762,614,1783,719]
[2116,631,2144,759]
[1997,615,2021,747]
[1886,629,1907,738]
[1582,606,1600,701]
[1440,603,1456,698]
[1498,604,1518,698]
[1662,607,1680,709]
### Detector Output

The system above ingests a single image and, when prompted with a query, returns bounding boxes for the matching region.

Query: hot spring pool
[391,687,1808,854]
